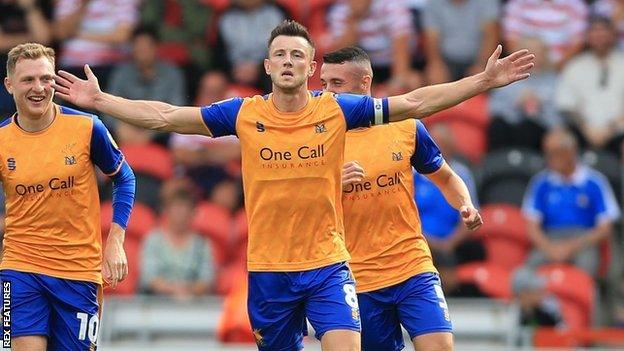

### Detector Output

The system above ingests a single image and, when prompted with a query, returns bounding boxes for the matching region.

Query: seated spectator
[503,0,588,71]
[423,0,500,83]
[53,0,140,89]
[593,0,624,49]
[414,124,484,287]
[217,0,285,91]
[0,0,53,117]
[106,25,187,144]
[522,129,620,277]
[488,37,561,152]
[140,181,216,298]
[325,0,422,93]
[556,16,624,154]
[512,268,564,328]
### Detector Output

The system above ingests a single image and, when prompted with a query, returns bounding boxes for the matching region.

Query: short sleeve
[588,174,621,223]
[410,121,443,174]
[522,174,547,222]
[200,97,244,137]
[335,93,389,129]
[90,117,124,176]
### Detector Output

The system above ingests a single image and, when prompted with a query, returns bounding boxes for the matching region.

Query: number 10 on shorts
[76,312,99,343]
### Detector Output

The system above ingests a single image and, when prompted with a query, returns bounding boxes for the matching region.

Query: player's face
[320,62,368,95]
[265,35,316,92]
[4,57,55,119]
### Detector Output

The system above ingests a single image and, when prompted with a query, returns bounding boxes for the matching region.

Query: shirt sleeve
[200,97,244,137]
[589,173,621,224]
[90,117,124,176]
[522,174,546,222]
[410,121,444,174]
[335,93,389,129]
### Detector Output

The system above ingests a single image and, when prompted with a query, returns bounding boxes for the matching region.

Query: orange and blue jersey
[0,104,135,285]
[200,91,389,272]
[343,119,443,293]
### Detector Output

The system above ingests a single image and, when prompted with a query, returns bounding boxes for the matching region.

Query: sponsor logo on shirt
[7,158,15,171]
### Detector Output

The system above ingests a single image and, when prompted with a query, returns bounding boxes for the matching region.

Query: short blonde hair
[6,43,55,77]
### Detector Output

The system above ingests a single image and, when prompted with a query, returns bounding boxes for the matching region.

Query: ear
[264,58,271,75]
[308,60,317,77]
[362,74,372,92]
[4,76,12,95]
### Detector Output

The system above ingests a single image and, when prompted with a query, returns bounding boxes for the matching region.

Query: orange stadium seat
[101,201,157,241]
[121,143,173,181]
[538,264,595,330]
[478,204,530,269]
[456,262,513,300]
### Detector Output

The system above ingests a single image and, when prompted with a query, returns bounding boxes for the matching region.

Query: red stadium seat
[192,201,233,266]
[534,328,624,348]
[538,264,595,329]
[426,94,489,128]
[217,268,254,343]
[101,201,157,241]
[478,204,530,269]
[226,84,262,98]
[104,236,141,296]
[456,262,513,300]
[121,143,173,181]
[445,119,486,163]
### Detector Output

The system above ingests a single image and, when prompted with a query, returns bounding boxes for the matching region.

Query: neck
[139,63,155,79]
[272,84,310,112]
[17,104,55,132]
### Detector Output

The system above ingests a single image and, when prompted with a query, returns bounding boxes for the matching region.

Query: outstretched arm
[388,45,534,121]
[426,162,482,231]
[54,65,211,135]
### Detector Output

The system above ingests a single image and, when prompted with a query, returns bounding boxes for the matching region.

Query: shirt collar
[547,164,588,186]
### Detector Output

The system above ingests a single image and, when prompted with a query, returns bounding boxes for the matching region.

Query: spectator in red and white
[422,0,500,84]
[503,0,588,71]
[53,0,140,89]
[325,0,422,94]
[592,0,624,49]
[555,16,624,154]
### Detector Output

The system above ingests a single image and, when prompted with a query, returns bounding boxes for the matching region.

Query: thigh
[573,246,600,277]
[396,273,453,339]
[11,335,47,351]
[358,291,404,351]
[524,249,550,269]
[43,277,100,351]
[247,271,306,351]
[412,332,454,351]
[305,263,361,341]
[0,270,50,339]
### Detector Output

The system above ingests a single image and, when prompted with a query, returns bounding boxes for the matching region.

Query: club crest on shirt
[315,123,327,133]
[392,152,403,161]
[65,156,77,165]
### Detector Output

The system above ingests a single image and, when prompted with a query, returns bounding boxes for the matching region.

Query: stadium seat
[456,262,513,300]
[478,204,530,269]
[537,264,595,330]
[534,328,624,348]
[445,119,487,164]
[479,148,545,206]
[121,143,173,181]
[226,83,262,98]
[581,149,622,200]
[426,94,489,128]
[101,201,157,241]
[217,268,254,344]
[192,201,233,266]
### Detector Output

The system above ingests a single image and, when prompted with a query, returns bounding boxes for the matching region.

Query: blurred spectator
[423,0,500,83]
[140,0,214,98]
[170,71,241,197]
[53,0,140,89]
[502,0,588,70]
[593,0,624,49]
[414,124,484,289]
[0,0,52,118]
[140,181,216,298]
[522,128,620,277]
[556,16,624,154]
[488,37,561,152]
[217,0,285,90]
[106,25,187,143]
[326,0,422,93]
[512,268,564,328]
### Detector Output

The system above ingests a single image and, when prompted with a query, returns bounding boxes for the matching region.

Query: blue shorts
[358,272,452,351]
[0,269,101,351]
[248,262,360,351]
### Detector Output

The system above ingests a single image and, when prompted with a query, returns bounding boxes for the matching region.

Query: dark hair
[323,46,370,64]
[132,25,160,42]
[587,14,615,30]
[268,20,315,49]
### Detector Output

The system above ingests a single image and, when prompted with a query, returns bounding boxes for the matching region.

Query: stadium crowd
[1,0,624,346]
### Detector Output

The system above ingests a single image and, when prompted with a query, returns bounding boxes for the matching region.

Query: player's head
[4,43,56,120]
[265,20,316,92]
[320,46,373,95]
